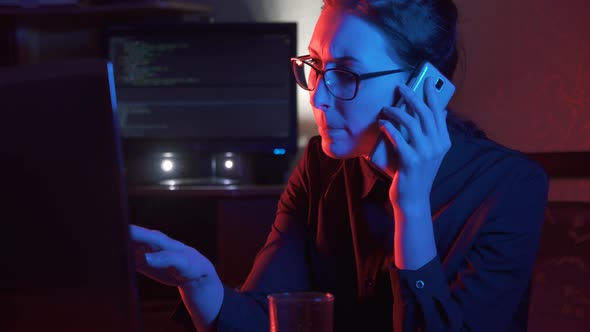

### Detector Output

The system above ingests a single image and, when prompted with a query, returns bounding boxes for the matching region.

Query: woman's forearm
[178,271,225,332]
[392,199,437,270]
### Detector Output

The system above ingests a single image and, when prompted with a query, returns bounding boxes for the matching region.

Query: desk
[128,184,284,301]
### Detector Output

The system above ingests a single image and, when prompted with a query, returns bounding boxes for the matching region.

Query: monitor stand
[159,177,239,186]
[148,152,251,186]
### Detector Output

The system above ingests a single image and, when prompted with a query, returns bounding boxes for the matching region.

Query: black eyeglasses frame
[290,54,412,100]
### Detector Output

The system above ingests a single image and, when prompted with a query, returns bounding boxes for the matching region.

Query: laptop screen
[1,58,142,332]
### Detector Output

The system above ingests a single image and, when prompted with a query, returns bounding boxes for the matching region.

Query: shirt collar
[359,156,392,199]
[357,126,463,200]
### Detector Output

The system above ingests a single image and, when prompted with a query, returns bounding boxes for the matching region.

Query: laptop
[0,58,143,332]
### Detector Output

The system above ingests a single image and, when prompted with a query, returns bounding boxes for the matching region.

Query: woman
[131,1,548,331]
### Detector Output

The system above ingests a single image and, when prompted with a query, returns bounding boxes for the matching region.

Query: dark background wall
[211,0,590,201]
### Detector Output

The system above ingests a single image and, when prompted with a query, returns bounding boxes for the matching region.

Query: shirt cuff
[169,286,245,332]
[389,255,449,304]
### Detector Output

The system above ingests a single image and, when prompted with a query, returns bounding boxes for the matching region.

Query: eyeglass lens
[292,61,358,100]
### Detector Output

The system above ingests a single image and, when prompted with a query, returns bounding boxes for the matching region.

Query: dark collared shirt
[173,125,548,331]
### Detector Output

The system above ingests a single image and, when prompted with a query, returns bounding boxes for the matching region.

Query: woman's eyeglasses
[290,54,411,101]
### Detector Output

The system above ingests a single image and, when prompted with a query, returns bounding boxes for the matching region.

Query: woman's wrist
[391,197,431,220]
[178,270,224,332]
[391,198,437,270]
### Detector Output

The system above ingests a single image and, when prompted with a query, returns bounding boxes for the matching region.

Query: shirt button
[416,280,425,289]
[365,278,375,288]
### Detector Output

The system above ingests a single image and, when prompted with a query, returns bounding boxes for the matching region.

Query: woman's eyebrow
[307,48,360,63]
[333,55,360,63]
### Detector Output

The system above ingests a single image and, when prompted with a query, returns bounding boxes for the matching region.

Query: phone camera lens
[435,78,444,91]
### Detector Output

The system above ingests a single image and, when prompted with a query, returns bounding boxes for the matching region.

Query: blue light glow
[273,148,286,155]
[107,62,118,114]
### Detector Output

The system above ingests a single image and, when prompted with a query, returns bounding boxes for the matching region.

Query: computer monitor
[103,22,298,185]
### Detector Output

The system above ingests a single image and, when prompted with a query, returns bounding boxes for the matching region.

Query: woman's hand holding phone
[379,77,452,208]
[364,61,454,206]
[378,78,452,270]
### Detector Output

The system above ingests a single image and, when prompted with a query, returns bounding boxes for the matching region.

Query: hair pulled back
[322,0,486,137]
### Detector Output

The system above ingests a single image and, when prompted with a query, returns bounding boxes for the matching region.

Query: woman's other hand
[130,224,223,331]
[129,224,216,287]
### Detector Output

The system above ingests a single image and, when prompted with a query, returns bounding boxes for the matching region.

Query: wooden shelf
[0,1,213,27]
[0,1,214,66]
[128,184,285,198]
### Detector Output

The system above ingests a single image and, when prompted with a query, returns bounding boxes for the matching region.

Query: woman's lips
[319,127,346,137]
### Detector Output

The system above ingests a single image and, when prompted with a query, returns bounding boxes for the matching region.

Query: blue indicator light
[106,62,118,113]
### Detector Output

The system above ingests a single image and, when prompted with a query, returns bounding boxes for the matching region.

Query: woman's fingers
[129,224,185,251]
[138,248,211,286]
[379,118,414,162]
[145,250,184,269]
[381,106,426,149]
[135,250,187,287]
[399,82,437,137]
[383,80,451,153]
[423,77,450,138]
[128,225,215,287]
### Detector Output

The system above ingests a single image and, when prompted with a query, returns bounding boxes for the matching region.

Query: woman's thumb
[145,251,178,269]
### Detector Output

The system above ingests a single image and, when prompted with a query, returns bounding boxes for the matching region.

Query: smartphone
[366,61,455,166]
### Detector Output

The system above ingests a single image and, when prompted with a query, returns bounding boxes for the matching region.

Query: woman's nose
[310,76,333,111]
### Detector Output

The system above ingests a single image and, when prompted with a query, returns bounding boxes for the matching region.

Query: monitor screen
[103,22,298,156]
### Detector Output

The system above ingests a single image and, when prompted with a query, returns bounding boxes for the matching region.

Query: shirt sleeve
[388,161,549,332]
[170,139,316,332]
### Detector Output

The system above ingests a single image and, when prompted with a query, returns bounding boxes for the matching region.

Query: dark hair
[322,0,487,138]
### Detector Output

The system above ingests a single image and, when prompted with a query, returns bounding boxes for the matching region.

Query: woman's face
[308,7,409,159]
